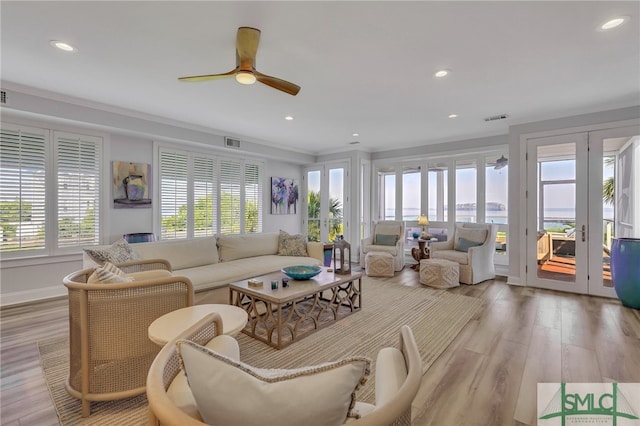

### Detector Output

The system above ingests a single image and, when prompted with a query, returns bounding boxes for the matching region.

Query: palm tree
[603,157,615,205]
[307,190,343,242]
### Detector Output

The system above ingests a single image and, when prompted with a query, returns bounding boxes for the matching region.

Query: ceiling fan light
[236,71,256,85]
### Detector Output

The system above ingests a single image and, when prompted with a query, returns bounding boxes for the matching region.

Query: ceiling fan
[178,27,300,96]
[491,155,508,170]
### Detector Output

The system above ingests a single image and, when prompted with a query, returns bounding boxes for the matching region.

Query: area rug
[38,279,484,425]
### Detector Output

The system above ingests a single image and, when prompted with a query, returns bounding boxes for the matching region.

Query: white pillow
[83,238,140,265]
[88,262,134,284]
[177,340,370,426]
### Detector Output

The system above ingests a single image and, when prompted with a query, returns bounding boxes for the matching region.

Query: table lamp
[418,214,430,239]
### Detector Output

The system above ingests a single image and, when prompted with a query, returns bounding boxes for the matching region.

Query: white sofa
[83,232,323,303]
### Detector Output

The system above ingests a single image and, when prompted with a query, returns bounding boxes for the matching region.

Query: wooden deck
[537,255,613,286]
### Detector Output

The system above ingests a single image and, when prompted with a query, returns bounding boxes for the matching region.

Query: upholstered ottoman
[365,251,394,277]
[420,259,460,288]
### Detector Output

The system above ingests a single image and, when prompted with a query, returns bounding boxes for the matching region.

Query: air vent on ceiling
[484,113,509,122]
[224,137,241,149]
[0,90,6,104]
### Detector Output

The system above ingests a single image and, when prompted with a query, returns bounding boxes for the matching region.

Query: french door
[303,162,349,243]
[526,125,639,296]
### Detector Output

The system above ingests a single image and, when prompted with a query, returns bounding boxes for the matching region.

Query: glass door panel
[305,162,348,243]
[306,169,321,242]
[527,135,588,293]
[327,167,344,242]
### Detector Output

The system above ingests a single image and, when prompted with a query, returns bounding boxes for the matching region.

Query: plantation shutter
[219,159,241,234]
[0,125,48,252]
[244,162,262,233]
[160,149,188,239]
[193,155,217,237]
[55,131,101,247]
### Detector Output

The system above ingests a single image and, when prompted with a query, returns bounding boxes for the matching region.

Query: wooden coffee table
[229,267,363,349]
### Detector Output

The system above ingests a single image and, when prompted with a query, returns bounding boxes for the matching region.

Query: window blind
[0,126,48,252]
[193,155,217,237]
[56,131,101,247]
[160,149,188,239]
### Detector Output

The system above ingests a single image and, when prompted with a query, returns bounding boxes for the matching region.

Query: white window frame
[0,121,106,260]
[156,143,264,239]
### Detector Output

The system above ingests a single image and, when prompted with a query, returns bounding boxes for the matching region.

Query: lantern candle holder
[333,236,351,275]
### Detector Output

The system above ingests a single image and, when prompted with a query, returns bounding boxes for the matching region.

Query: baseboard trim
[0,285,66,308]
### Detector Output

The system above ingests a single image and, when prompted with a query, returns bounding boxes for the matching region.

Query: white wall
[0,88,313,306]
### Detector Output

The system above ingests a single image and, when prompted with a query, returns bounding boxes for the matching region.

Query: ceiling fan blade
[236,27,260,68]
[178,68,238,82]
[255,71,300,96]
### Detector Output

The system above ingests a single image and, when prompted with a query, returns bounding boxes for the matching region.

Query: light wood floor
[2,269,639,425]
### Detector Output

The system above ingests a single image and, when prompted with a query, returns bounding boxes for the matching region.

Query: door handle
[581,225,586,242]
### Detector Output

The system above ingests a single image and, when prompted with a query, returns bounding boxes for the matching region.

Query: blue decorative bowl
[281,265,322,280]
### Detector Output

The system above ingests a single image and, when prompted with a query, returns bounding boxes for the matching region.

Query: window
[160,150,188,239]
[159,146,263,239]
[427,162,448,222]
[1,123,102,257]
[455,160,477,222]
[402,166,420,221]
[378,167,395,220]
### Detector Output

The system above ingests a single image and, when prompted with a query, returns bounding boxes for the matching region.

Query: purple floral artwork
[271,177,299,215]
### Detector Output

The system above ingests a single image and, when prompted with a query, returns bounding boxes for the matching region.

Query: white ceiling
[2,1,639,155]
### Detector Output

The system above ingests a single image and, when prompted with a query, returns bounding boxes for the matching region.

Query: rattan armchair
[63,263,193,417]
[146,320,422,426]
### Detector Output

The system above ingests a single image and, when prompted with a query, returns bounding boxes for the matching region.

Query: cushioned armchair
[429,223,498,284]
[360,220,406,271]
[146,315,422,426]
[63,263,193,417]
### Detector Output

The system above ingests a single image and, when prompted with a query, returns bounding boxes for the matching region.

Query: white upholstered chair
[146,314,422,426]
[429,223,498,285]
[360,220,406,272]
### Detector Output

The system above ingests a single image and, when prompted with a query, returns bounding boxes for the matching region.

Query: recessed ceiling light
[448,114,458,119]
[599,16,629,30]
[352,133,359,137]
[50,40,77,52]
[434,70,450,78]
[284,116,294,121]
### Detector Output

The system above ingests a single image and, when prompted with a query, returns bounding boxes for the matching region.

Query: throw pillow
[87,262,134,284]
[84,238,140,265]
[278,230,308,257]
[455,237,483,252]
[374,234,398,246]
[177,340,370,426]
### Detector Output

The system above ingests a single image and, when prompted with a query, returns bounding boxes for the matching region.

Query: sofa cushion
[375,222,401,236]
[177,339,370,426]
[176,255,322,291]
[455,237,483,252]
[126,269,173,281]
[374,234,398,246]
[278,230,308,256]
[84,238,140,265]
[453,227,487,251]
[87,262,134,284]
[133,237,218,270]
[218,232,279,262]
[431,249,470,265]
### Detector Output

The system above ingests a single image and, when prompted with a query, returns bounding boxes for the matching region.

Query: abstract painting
[112,161,152,208]
[271,177,299,214]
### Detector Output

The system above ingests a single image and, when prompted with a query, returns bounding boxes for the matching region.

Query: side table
[411,238,437,271]
[148,304,248,346]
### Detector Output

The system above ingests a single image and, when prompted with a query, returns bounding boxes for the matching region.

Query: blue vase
[611,237,640,310]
